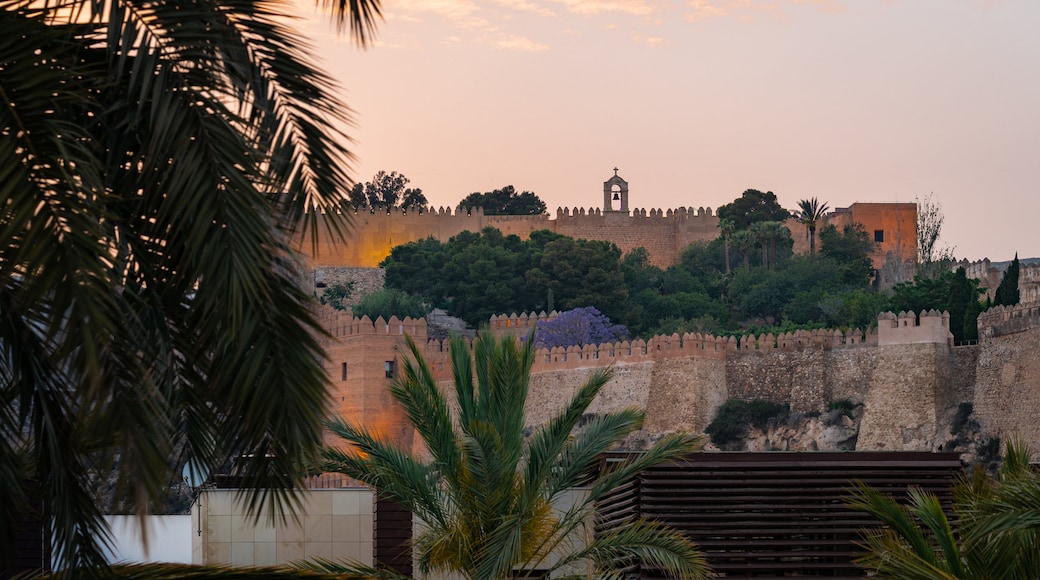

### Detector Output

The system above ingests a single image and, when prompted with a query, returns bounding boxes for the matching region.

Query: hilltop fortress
[303,171,918,269]
[317,302,1040,459]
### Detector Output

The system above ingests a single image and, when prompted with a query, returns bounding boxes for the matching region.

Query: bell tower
[603,167,629,212]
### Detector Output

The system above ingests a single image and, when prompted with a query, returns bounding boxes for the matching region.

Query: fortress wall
[554,207,682,267]
[950,345,980,404]
[321,309,1038,454]
[859,342,952,451]
[312,267,385,303]
[643,356,728,434]
[974,303,1040,444]
[304,208,552,268]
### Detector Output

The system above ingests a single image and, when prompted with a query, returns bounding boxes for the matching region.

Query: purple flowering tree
[534,307,629,349]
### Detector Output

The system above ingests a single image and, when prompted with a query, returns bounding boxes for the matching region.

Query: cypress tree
[994,254,1021,307]
[963,296,982,342]
[946,267,973,343]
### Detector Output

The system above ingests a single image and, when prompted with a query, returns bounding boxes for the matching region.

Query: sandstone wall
[859,343,952,451]
[312,267,385,305]
[321,307,1040,457]
[974,304,1040,445]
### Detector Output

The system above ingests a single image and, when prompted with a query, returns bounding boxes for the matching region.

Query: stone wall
[321,306,1040,456]
[300,201,917,270]
[312,267,385,305]
[974,303,1040,446]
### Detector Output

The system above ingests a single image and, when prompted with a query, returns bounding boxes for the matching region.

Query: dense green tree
[0,0,379,569]
[888,271,954,316]
[994,254,1021,307]
[527,237,629,323]
[718,218,736,274]
[716,189,791,230]
[349,170,428,211]
[352,289,430,321]
[732,230,757,270]
[947,268,975,343]
[818,223,876,286]
[963,296,983,342]
[458,185,547,215]
[796,197,830,255]
[322,332,710,580]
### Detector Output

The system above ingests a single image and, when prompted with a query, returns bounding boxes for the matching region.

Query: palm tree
[848,440,1040,579]
[796,198,830,255]
[1,0,379,570]
[718,218,736,275]
[732,230,756,270]
[322,332,710,580]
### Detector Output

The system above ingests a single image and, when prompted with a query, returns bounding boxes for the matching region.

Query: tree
[1,0,380,569]
[534,307,629,349]
[916,192,956,277]
[322,332,709,580]
[319,282,355,311]
[352,288,430,321]
[350,170,428,211]
[818,223,876,286]
[994,254,1021,308]
[732,230,757,270]
[947,268,975,343]
[718,218,736,274]
[848,439,1040,579]
[458,185,547,215]
[716,189,791,231]
[796,198,829,255]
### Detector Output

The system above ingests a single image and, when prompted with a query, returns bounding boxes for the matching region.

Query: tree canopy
[458,185,547,215]
[716,189,791,230]
[349,170,428,211]
[0,0,380,569]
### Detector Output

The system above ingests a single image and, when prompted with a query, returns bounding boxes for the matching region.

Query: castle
[308,172,1040,458]
[316,303,1040,458]
[302,171,918,270]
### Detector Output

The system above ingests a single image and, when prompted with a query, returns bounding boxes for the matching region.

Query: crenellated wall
[973,302,1040,447]
[301,200,917,270]
[321,308,1025,454]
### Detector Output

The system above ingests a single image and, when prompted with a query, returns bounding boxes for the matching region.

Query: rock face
[743,410,860,452]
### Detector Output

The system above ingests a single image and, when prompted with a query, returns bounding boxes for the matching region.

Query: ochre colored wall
[829,202,918,266]
[302,202,916,270]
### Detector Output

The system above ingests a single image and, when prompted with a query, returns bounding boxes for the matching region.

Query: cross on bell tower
[603,168,629,212]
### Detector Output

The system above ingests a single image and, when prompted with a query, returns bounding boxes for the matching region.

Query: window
[385,360,395,378]
[874,230,884,243]
[341,362,348,381]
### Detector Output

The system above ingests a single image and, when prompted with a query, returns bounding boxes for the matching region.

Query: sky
[292,0,1039,263]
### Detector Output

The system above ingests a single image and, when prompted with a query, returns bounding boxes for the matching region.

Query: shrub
[352,288,430,321]
[706,399,789,447]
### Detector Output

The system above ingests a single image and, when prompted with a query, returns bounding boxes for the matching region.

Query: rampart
[320,307,1031,453]
[973,301,1040,447]
[303,205,730,269]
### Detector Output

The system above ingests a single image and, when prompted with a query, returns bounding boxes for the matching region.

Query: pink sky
[294,0,1039,263]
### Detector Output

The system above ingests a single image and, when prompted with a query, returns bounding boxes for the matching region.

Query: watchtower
[603,168,629,212]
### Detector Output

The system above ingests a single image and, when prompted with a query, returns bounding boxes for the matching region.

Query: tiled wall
[191,488,374,567]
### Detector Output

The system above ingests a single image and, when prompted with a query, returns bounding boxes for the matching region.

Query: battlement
[554,206,716,220]
[319,312,428,340]
[877,310,952,346]
[978,302,1040,338]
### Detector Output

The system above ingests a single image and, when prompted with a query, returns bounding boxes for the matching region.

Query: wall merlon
[979,302,1040,338]
[878,309,953,346]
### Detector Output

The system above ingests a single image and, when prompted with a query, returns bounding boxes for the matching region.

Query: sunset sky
[294,0,1039,263]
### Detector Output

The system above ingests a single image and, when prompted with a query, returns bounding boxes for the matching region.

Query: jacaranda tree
[322,331,710,579]
[1,0,379,570]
